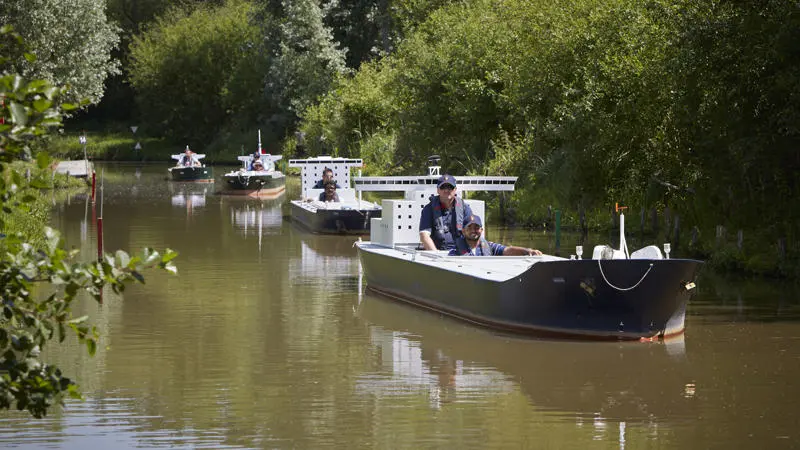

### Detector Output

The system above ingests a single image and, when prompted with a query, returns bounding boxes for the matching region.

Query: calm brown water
[1,163,799,449]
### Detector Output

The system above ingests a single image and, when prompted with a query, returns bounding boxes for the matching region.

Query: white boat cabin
[354,163,517,246]
[171,151,206,166]
[238,153,283,173]
[288,156,365,203]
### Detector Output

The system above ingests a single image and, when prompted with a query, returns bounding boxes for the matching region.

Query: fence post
[716,225,726,247]
[555,209,561,256]
[664,207,672,239]
[640,207,645,237]
[650,207,658,236]
[737,230,744,252]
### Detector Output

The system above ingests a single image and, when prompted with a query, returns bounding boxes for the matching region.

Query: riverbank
[1,160,88,251]
[47,127,284,166]
[45,128,799,280]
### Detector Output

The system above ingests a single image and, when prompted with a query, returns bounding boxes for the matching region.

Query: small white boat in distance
[221,131,286,197]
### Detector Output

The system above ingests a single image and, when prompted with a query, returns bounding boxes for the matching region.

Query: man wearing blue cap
[450,214,543,256]
[419,174,474,251]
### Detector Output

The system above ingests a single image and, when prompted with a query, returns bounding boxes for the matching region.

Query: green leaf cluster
[298,0,800,271]
[0,0,121,106]
[128,0,264,147]
[1,26,179,418]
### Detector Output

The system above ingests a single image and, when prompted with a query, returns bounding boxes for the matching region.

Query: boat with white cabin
[168,147,213,182]
[353,161,703,340]
[287,156,381,234]
[221,131,285,197]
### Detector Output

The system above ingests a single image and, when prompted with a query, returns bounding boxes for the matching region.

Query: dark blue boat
[356,242,702,340]
[353,161,702,340]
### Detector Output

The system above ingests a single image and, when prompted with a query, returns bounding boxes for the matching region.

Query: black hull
[357,245,702,340]
[222,173,285,196]
[169,166,213,182]
[291,202,381,234]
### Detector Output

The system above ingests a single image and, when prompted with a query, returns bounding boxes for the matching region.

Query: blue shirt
[419,198,473,250]
[448,239,506,256]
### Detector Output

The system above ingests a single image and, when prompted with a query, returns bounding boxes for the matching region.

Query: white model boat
[287,156,381,234]
[221,131,286,197]
[353,161,702,340]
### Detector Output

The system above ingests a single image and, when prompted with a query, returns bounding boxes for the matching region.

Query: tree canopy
[1,26,178,418]
[0,0,120,106]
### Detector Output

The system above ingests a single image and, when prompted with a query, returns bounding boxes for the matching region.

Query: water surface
[0,163,798,449]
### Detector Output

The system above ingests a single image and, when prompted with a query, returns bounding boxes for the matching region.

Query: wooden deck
[55,160,93,178]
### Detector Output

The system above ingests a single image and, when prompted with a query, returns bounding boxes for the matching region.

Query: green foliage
[0,0,120,106]
[46,131,174,162]
[256,0,347,132]
[295,0,798,275]
[129,0,261,147]
[297,61,396,158]
[1,27,178,418]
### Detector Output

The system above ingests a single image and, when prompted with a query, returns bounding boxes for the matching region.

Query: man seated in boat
[250,157,265,172]
[313,167,342,189]
[178,147,201,167]
[319,180,340,202]
[449,214,543,256]
[418,174,474,251]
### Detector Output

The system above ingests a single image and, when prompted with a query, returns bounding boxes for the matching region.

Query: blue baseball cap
[437,174,457,189]
[464,214,483,228]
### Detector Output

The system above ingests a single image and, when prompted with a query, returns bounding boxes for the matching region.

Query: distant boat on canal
[287,156,381,234]
[168,147,213,182]
[220,131,286,198]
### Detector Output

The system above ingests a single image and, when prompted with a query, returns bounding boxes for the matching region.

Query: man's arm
[418,204,437,250]
[419,232,437,250]
[502,246,543,256]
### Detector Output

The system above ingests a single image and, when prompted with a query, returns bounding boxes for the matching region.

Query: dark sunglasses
[439,184,455,190]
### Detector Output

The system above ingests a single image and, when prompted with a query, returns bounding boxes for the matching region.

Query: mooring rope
[597,259,654,291]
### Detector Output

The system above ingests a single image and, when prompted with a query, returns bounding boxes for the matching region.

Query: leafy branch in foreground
[1,25,178,418]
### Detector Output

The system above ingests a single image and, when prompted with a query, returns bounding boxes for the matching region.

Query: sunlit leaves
[128,1,261,146]
[1,0,120,106]
[7,102,27,126]
[0,27,179,418]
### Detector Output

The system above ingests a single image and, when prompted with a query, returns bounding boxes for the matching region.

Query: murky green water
[0,163,798,449]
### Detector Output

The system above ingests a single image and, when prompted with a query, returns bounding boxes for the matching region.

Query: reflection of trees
[355,294,697,446]
[20,164,799,448]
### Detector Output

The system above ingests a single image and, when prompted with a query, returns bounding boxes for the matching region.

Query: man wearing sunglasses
[449,214,542,256]
[419,174,474,251]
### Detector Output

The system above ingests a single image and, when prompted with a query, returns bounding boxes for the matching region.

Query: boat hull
[169,166,213,182]
[291,201,381,234]
[221,173,286,197]
[356,243,702,340]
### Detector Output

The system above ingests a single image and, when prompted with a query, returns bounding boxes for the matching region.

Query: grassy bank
[48,125,288,165]
[0,161,88,251]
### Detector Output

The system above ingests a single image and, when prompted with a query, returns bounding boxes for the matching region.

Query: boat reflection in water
[169,182,210,215]
[290,230,362,292]
[224,193,285,238]
[355,293,694,432]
